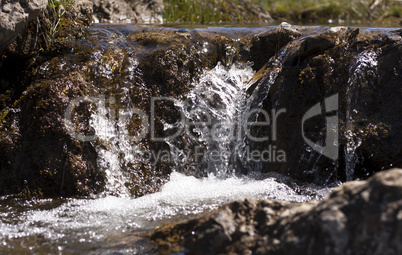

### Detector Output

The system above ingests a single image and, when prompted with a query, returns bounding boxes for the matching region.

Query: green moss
[36,0,91,54]
[390,6,402,18]
[0,110,9,122]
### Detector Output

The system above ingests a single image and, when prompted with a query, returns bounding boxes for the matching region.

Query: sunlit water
[0,172,331,254]
[0,57,337,255]
[3,26,382,253]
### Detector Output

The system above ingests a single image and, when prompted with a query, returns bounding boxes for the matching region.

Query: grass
[163,0,402,24]
[37,0,76,52]
[163,0,272,24]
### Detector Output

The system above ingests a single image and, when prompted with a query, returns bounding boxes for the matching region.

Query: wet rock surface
[0,25,401,197]
[151,168,402,255]
[0,25,306,197]
[248,26,402,184]
[0,26,263,196]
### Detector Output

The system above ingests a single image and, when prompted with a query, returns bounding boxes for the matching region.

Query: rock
[0,24,402,196]
[91,0,163,23]
[245,27,402,184]
[0,26,400,197]
[75,0,94,24]
[151,168,402,255]
[1,0,93,58]
[0,0,48,55]
[0,26,256,197]
[92,0,135,23]
[129,0,163,23]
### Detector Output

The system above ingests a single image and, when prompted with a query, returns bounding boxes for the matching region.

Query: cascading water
[0,59,330,254]
[89,61,258,193]
[236,49,287,174]
[345,50,378,180]
[1,24,399,255]
[165,46,288,178]
[11,25,396,254]
[170,61,256,177]
[90,96,133,197]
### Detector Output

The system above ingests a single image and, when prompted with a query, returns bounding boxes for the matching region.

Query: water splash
[164,50,286,178]
[0,172,329,251]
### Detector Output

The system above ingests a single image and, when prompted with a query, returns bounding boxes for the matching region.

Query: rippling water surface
[0,172,331,254]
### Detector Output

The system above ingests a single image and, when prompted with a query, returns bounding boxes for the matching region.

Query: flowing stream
[0,172,329,254]
[1,24,394,254]
[0,60,331,254]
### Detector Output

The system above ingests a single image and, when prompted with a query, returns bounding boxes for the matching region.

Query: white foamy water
[0,172,329,253]
[168,62,256,177]
[0,61,330,254]
[90,98,132,197]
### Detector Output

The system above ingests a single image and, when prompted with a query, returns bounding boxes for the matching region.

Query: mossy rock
[1,25,400,198]
[251,27,402,183]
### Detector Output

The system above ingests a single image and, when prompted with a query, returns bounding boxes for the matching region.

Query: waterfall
[87,48,379,194]
[89,57,287,192]
[236,50,286,174]
[169,62,256,177]
[166,51,286,178]
[89,88,151,197]
[87,61,260,195]
[90,97,133,196]
[345,50,378,180]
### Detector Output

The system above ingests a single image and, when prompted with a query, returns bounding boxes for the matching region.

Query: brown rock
[151,168,402,255]
[0,26,400,198]
[0,0,48,55]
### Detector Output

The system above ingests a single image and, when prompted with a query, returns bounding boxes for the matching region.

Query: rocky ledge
[0,26,401,197]
[151,168,402,255]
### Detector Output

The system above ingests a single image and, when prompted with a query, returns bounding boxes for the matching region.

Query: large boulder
[243,26,402,184]
[0,0,48,55]
[151,168,402,255]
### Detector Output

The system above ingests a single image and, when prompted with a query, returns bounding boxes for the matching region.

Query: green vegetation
[163,0,402,24]
[47,0,75,43]
[38,0,77,52]
[164,0,271,23]
[265,0,402,23]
